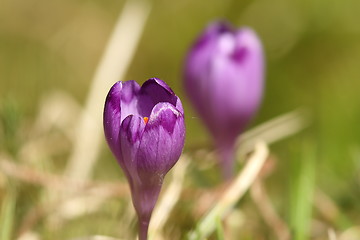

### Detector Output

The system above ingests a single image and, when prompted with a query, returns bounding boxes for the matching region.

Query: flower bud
[184,21,264,178]
[103,78,185,240]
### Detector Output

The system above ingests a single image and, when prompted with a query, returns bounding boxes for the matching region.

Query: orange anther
[144,117,149,124]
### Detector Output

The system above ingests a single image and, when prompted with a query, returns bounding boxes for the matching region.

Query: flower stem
[138,217,150,240]
[217,142,236,180]
[132,184,161,240]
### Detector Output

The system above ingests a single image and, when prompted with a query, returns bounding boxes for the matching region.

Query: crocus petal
[208,28,264,141]
[103,81,122,161]
[185,22,264,143]
[104,81,142,161]
[193,21,233,50]
[136,102,185,184]
[184,23,227,128]
[119,114,146,184]
[138,78,184,117]
[120,80,141,123]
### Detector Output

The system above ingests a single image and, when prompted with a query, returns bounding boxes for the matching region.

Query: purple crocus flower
[184,21,264,179]
[103,78,185,240]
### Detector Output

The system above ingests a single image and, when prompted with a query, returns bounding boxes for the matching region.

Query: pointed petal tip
[139,78,184,115]
[120,114,146,144]
[236,27,263,51]
[147,102,184,134]
[143,78,175,95]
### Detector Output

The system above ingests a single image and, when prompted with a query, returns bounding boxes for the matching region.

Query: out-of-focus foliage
[1,0,360,239]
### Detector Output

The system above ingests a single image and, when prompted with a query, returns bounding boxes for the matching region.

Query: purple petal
[103,81,122,161]
[209,28,263,137]
[136,102,185,184]
[120,80,141,123]
[104,80,141,164]
[185,24,228,124]
[119,114,146,184]
[145,78,175,95]
[184,22,264,143]
[194,21,233,49]
[138,78,183,117]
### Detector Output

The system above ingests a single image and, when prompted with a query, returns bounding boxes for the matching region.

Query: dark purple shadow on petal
[231,46,248,62]
[194,21,233,49]
[145,78,175,95]
[138,78,180,117]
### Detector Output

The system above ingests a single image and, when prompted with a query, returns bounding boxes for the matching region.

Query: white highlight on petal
[218,33,236,55]
[235,28,262,53]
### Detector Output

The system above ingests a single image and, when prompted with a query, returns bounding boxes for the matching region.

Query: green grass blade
[290,141,316,240]
[215,216,224,240]
[0,189,17,240]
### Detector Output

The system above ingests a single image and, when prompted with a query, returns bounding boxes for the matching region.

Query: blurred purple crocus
[103,78,185,240]
[184,21,264,179]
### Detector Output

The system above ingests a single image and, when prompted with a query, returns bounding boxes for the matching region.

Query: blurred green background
[1,0,360,239]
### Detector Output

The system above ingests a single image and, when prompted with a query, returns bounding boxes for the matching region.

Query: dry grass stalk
[338,226,360,240]
[315,189,340,224]
[118,201,136,239]
[42,0,151,226]
[236,108,309,157]
[1,109,308,235]
[0,156,128,196]
[17,231,40,240]
[64,0,152,181]
[250,179,290,240]
[188,141,269,240]
[32,91,80,139]
[328,228,338,240]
